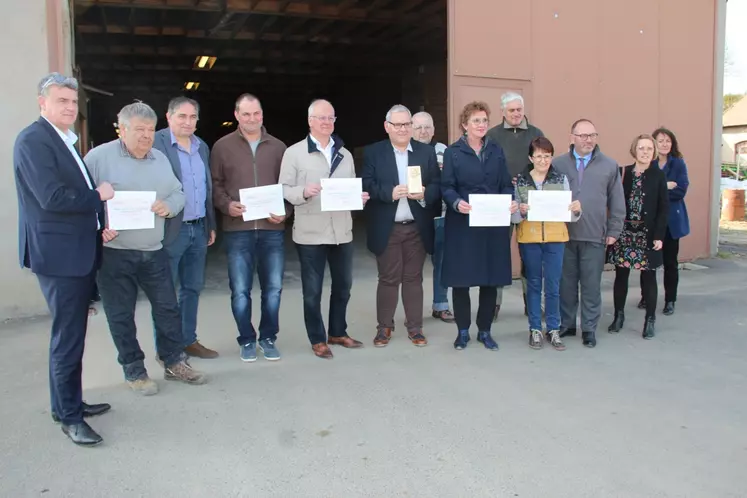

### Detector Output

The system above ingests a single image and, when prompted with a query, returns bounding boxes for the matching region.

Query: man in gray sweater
[85,102,207,394]
[486,92,544,320]
[552,119,625,348]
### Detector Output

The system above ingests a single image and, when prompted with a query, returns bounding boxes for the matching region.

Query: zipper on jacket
[252,139,260,231]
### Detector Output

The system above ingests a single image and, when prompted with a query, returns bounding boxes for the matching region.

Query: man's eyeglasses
[573,133,599,141]
[388,121,412,130]
[311,115,336,123]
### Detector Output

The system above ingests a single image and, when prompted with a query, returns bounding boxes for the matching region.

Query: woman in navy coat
[441,101,517,351]
[637,127,690,316]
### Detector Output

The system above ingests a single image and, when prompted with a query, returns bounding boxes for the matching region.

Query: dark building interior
[72,0,448,155]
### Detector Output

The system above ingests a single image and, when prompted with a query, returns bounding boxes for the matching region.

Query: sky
[725,0,747,94]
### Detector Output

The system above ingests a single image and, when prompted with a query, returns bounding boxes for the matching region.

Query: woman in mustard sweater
[513,137,581,350]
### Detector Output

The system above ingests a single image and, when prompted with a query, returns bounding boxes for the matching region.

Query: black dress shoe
[559,327,577,338]
[643,317,656,339]
[61,421,103,446]
[662,302,675,316]
[52,402,111,423]
[637,298,646,310]
[582,331,597,348]
[608,310,625,333]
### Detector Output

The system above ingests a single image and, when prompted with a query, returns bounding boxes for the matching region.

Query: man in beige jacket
[279,99,369,359]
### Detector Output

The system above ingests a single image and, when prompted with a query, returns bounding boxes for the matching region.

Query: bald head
[412,111,435,144]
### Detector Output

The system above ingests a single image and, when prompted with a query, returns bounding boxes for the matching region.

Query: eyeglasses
[532,155,553,162]
[573,133,599,141]
[311,115,336,123]
[637,146,655,152]
[469,118,489,125]
[413,125,433,132]
[388,121,412,130]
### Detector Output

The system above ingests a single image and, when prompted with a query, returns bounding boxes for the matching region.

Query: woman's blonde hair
[629,134,658,159]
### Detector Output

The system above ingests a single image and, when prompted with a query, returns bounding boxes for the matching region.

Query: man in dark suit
[14,73,115,446]
[362,104,441,348]
[152,97,218,358]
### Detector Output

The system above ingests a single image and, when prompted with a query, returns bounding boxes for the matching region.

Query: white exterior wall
[0,0,73,319]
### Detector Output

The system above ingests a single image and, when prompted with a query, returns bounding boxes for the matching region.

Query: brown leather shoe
[373,328,393,347]
[432,310,456,323]
[407,329,428,347]
[312,343,333,359]
[184,341,219,359]
[327,335,363,348]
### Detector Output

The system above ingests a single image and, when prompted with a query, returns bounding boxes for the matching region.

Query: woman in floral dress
[607,134,669,339]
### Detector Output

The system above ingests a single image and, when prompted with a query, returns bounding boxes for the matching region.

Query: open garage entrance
[72,0,448,285]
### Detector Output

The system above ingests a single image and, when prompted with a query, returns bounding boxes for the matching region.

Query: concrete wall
[0,0,73,319]
[448,0,725,270]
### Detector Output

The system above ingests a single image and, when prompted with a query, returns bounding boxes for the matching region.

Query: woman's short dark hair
[528,136,555,157]
[652,127,683,158]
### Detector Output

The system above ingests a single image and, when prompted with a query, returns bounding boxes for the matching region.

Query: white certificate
[320,178,363,212]
[106,191,157,230]
[239,184,286,222]
[468,194,512,227]
[527,190,572,222]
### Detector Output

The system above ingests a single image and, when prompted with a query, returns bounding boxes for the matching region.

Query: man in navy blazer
[362,104,441,348]
[14,73,114,446]
[152,97,218,358]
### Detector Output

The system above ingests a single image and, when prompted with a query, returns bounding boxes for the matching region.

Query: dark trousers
[641,230,680,303]
[296,242,354,345]
[97,248,185,381]
[37,271,96,425]
[452,286,498,332]
[617,267,657,318]
[375,223,427,332]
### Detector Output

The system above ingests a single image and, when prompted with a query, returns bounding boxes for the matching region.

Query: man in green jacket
[486,92,544,320]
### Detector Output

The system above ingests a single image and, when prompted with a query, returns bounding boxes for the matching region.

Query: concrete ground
[1,229,746,498]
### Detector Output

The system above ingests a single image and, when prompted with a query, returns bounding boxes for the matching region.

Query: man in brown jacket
[211,94,288,363]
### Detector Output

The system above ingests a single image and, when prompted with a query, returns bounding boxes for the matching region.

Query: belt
[183,217,204,225]
[395,219,415,225]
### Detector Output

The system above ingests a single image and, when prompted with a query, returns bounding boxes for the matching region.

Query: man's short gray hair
[500,92,524,109]
[412,111,434,125]
[38,72,78,97]
[386,104,411,122]
[308,99,333,117]
[167,96,200,118]
[118,101,158,129]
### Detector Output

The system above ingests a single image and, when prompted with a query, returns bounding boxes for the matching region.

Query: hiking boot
[164,360,207,385]
[128,376,158,396]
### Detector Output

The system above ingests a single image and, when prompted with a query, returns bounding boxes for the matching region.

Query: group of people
[14,72,690,447]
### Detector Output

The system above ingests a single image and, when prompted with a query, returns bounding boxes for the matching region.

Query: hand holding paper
[527,190,573,222]
[106,191,157,230]
[238,184,286,222]
[320,178,364,212]
[468,194,512,227]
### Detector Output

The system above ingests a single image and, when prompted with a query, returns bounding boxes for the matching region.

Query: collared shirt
[309,134,335,169]
[503,117,529,131]
[573,149,592,170]
[170,131,206,221]
[393,142,415,222]
[119,139,156,160]
[43,116,99,228]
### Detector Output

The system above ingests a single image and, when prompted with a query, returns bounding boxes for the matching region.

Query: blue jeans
[431,217,449,311]
[160,220,208,348]
[224,230,285,345]
[519,242,565,331]
[97,248,186,381]
[296,242,354,345]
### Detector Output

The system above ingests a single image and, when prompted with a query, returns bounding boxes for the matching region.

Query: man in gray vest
[486,92,544,320]
[153,96,218,359]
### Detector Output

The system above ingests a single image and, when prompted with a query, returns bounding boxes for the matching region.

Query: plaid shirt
[119,139,156,160]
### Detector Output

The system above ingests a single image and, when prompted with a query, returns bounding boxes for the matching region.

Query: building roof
[724,96,747,127]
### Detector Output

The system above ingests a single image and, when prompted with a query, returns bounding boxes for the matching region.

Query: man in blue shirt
[153,97,218,359]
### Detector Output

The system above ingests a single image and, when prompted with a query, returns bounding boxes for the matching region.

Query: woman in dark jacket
[607,134,669,339]
[637,127,690,316]
[441,101,517,351]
